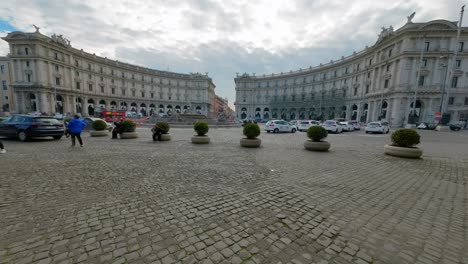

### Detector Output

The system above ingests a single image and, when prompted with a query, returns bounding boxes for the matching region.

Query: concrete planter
[120,132,138,139]
[304,140,330,152]
[435,125,449,132]
[191,135,210,144]
[384,144,422,159]
[240,138,261,148]
[89,130,109,137]
[160,134,171,141]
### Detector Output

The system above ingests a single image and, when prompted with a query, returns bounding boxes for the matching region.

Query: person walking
[0,140,6,154]
[112,119,122,139]
[67,114,86,147]
[151,124,163,141]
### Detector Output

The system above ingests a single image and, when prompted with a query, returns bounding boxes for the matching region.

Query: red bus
[101,111,127,122]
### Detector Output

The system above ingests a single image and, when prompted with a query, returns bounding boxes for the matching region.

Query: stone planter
[160,134,171,141]
[191,135,210,144]
[304,140,330,152]
[89,130,109,137]
[384,144,422,159]
[240,138,261,148]
[120,132,139,139]
[435,125,449,132]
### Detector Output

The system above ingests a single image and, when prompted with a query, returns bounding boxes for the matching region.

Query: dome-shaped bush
[155,122,170,134]
[121,119,137,132]
[391,129,420,148]
[243,123,260,139]
[92,119,107,131]
[194,121,209,136]
[307,126,328,142]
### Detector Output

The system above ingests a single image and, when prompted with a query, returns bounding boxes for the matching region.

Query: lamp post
[439,56,449,113]
[408,34,426,126]
[379,62,389,120]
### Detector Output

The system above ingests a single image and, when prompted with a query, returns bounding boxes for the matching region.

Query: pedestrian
[64,119,70,138]
[66,114,86,147]
[151,124,163,141]
[0,140,6,154]
[112,119,123,139]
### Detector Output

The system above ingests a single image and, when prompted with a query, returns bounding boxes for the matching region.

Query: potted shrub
[154,121,171,141]
[304,126,330,151]
[191,121,210,144]
[120,119,138,139]
[384,129,422,158]
[89,119,109,137]
[240,123,261,148]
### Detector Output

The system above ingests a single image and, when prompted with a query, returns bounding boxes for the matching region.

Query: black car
[0,115,64,141]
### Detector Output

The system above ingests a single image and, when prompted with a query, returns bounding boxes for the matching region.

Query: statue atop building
[407,12,416,24]
[51,33,71,47]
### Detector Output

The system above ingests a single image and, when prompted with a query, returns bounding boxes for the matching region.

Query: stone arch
[175,105,181,113]
[120,101,127,110]
[290,108,296,120]
[263,107,270,119]
[159,104,165,113]
[110,101,117,110]
[167,105,173,115]
[351,104,358,120]
[130,102,137,112]
[255,107,261,118]
[408,100,423,124]
[140,103,147,116]
[87,99,95,116]
[27,93,37,112]
[55,94,64,113]
[240,107,247,119]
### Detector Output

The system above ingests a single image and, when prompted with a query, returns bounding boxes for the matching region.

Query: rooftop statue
[407,12,416,23]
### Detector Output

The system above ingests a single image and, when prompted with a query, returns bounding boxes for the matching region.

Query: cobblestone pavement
[0,128,467,264]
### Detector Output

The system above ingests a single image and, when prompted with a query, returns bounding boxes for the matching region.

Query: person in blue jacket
[66,114,87,147]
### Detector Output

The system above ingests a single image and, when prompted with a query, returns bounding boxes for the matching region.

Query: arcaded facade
[235,19,468,127]
[1,29,216,117]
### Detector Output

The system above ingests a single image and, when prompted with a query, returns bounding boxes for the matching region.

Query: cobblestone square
[1,128,467,264]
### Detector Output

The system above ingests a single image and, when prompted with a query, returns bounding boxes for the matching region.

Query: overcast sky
[0,0,466,107]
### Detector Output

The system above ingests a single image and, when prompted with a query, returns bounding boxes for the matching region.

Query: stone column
[366,101,372,123]
[71,95,77,115]
[426,98,433,123]
[386,98,393,125]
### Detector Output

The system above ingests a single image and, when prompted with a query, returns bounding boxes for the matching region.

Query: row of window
[449,97,468,105]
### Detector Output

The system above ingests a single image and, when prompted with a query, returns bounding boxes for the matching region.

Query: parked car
[82,117,113,131]
[449,123,463,131]
[53,113,66,120]
[348,120,361,130]
[417,122,436,130]
[265,120,297,133]
[0,115,64,141]
[321,120,343,133]
[365,122,390,134]
[339,122,355,132]
[298,120,319,132]
[288,120,299,129]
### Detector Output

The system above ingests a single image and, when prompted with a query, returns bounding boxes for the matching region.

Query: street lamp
[439,55,449,113]
[408,34,426,126]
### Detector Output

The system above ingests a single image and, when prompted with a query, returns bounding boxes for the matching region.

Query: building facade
[0,56,15,114]
[234,18,468,127]
[1,30,216,118]
[214,95,228,119]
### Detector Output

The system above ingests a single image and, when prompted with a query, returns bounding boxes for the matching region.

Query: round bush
[194,121,209,136]
[307,126,328,142]
[391,129,420,148]
[121,119,137,132]
[243,123,260,139]
[92,119,107,131]
[155,122,170,134]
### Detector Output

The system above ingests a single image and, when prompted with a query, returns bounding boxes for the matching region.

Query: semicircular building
[234,18,468,127]
[1,30,216,117]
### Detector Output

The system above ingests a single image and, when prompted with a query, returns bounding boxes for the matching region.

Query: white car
[321,120,343,133]
[340,122,355,132]
[348,120,361,130]
[298,120,319,132]
[265,120,297,133]
[365,122,390,134]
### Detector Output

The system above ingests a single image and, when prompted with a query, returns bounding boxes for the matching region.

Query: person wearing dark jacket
[66,115,87,147]
[151,124,163,141]
[112,120,123,139]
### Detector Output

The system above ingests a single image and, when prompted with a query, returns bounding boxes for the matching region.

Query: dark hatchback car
[0,115,64,141]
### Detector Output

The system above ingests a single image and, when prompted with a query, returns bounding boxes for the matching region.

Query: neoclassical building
[1,29,216,117]
[235,17,468,127]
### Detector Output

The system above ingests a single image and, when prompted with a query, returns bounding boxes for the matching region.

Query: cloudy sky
[0,0,465,107]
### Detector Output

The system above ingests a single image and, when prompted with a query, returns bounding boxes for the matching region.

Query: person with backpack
[66,114,86,147]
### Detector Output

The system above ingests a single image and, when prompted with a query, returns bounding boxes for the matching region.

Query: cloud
[0,0,466,105]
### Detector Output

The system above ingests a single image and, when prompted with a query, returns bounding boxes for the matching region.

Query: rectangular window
[0,65,4,73]
[132,74,135,80]
[365,85,369,94]
[88,84,93,91]
[334,71,337,77]
[292,95,295,101]
[151,93,154,99]
[357,64,360,71]
[257,82,261,88]
[75,60,79,67]
[456,60,461,68]
[27,74,31,82]
[141,92,145,98]
[459,42,464,52]
[4,96,8,100]
[76,82,80,90]
[345,67,348,74]
[367,72,371,78]
[369,59,372,65]
[354,87,357,96]
[132,91,135,96]
[88,64,91,70]
[465,97,468,105]
[100,67,103,73]
[55,77,60,86]
[55,65,59,71]
[386,64,390,72]
[111,79,114,84]
[449,97,454,105]
[418,76,425,86]
[88,74,92,79]
[111,70,114,76]
[101,86,105,93]
[132,82,135,87]
[2,80,7,90]
[388,49,392,57]
[122,72,125,78]
[451,77,458,88]
[424,42,430,52]
[54,53,58,59]
[344,79,347,84]
[122,89,126,96]
[111,88,115,94]
[25,48,29,55]
[422,59,427,67]
[384,79,389,88]
[100,76,104,82]
[76,71,79,76]
[26,61,30,67]
[142,76,144,81]
[355,76,358,81]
